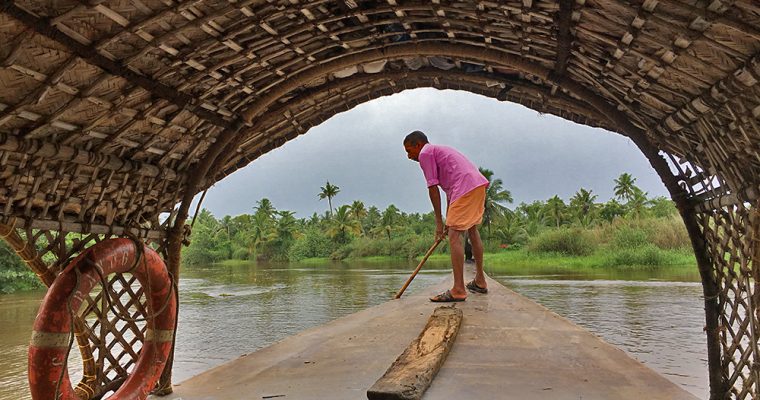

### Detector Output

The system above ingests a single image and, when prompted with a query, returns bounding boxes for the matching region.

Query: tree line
[183,171,683,265]
[0,171,689,293]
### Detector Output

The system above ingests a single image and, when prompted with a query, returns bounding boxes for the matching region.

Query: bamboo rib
[0,0,758,397]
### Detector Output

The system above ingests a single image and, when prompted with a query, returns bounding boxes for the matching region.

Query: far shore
[213,248,698,273]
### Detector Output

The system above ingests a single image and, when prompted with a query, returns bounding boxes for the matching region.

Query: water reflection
[0,261,707,399]
[173,260,450,382]
[0,291,43,399]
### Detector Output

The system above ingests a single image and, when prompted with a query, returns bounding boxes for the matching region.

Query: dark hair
[404,130,429,145]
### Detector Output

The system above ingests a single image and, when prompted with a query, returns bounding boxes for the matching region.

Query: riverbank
[1,246,697,294]
[216,247,697,272]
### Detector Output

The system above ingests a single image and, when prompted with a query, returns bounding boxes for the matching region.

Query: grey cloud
[197,88,669,218]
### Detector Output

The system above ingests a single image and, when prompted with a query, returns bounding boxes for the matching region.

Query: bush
[648,215,691,250]
[0,241,43,293]
[603,244,669,267]
[288,228,333,260]
[612,226,649,249]
[232,247,251,260]
[400,235,435,259]
[327,234,436,260]
[345,237,386,258]
[330,244,353,260]
[527,228,596,256]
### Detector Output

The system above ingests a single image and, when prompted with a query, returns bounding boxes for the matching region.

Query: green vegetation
[0,172,696,294]
[183,172,695,271]
[0,240,43,294]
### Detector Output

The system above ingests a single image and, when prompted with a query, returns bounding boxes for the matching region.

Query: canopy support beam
[0,1,235,130]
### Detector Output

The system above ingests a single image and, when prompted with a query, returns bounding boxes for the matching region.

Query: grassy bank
[214,246,696,271]
[428,247,694,270]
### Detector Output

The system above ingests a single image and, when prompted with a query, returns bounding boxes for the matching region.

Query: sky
[194,88,670,219]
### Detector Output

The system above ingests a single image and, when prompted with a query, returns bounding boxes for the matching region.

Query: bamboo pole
[395,236,444,299]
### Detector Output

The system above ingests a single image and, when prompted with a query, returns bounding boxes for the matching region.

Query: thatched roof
[1,0,759,235]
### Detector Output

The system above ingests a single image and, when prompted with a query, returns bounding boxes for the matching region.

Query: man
[403,130,489,302]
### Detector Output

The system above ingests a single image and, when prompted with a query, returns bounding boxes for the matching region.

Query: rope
[190,188,209,229]
[55,266,81,400]
[155,276,180,394]
[704,290,722,301]
[0,217,17,238]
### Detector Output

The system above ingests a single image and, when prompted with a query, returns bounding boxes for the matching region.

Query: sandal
[466,280,488,294]
[430,290,466,303]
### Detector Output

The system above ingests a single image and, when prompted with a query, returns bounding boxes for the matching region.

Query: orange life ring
[28,238,177,400]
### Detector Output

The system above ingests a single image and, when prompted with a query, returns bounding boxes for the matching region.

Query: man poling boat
[403,130,490,302]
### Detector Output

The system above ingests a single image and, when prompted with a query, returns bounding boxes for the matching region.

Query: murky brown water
[0,261,707,399]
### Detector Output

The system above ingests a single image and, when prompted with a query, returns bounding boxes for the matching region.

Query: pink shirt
[418,144,489,204]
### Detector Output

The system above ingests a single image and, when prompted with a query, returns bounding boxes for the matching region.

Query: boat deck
[159,269,699,400]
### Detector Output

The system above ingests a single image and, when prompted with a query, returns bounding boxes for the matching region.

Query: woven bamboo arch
[1,0,759,398]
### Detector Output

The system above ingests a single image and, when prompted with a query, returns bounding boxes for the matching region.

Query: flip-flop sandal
[466,280,488,294]
[430,290,466,302]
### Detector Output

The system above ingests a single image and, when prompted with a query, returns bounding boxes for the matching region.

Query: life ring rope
[29,236,177,400]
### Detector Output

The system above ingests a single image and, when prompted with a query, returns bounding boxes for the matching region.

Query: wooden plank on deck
[367,306,463,400]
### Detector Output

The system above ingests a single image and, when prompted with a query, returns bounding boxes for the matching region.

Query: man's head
[403,130,429,162]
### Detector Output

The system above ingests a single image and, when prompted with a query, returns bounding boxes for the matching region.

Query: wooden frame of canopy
[0,0,759,398]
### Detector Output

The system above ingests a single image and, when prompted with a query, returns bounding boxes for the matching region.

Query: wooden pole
[395,236,444,299]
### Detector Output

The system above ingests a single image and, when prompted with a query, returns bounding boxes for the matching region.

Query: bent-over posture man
[403,130,489,302]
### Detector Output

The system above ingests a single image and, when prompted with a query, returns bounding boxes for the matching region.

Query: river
[0,260,707,399]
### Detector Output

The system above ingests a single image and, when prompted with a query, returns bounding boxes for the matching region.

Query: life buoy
[28,238,177,400]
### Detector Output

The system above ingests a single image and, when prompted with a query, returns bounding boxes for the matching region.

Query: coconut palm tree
[246,211,272,259]
[254,198,276,219]
[266,211,299,258]
[514,201,549,234]
[627,188,652,219]
[493,213,529,245]
[349,200,368,235]
[614,173,639,204]
[478,167,513,236]
[307,212,320,227]
[273,211,298,242]
[545,195,566,228]
[570,188,598,227]
[380,204,400,241]
[364,206,382,236]
[216,215,235,259]
[600,199,626,222]
[318,181,340,217]
[328,205,362,243]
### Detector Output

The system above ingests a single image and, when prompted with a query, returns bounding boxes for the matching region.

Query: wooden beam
[367,307,463,400]
[554,0,574,76]
[695,185,760,213]
[207,68,609,185]
[0,1,235,130]
[0,216,163,239]
[0,133,179,180]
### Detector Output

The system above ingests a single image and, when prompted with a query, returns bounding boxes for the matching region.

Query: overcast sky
[195,88,670,219]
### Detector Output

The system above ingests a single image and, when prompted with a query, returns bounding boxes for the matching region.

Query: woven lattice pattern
[74,273,149,398]
[700,205,759,399]
[1,0,760,398]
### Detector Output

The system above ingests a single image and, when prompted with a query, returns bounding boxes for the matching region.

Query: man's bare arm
[428,186,445,239]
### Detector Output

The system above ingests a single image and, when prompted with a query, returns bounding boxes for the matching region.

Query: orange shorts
[446,185,486,231]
